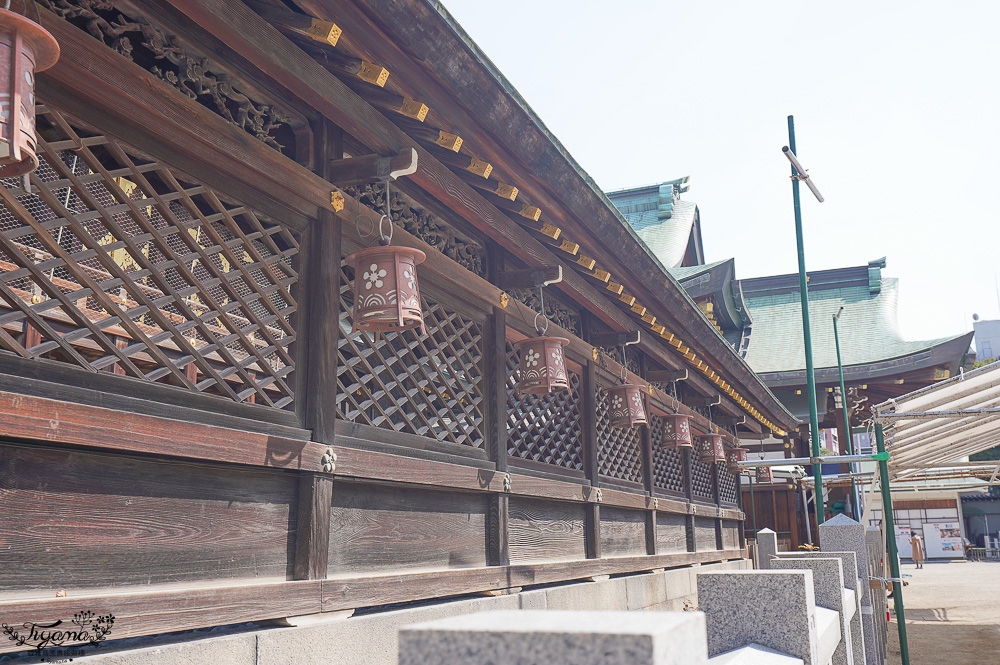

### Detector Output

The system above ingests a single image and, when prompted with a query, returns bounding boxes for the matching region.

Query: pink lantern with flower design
[725,447,747,473]
[755,465,775,483]
[659,413,693,449]
[0,6,59,177]
[346,245,425,337]
[608,383,647,428]
[514,335,569,395]
[697,433,727,464]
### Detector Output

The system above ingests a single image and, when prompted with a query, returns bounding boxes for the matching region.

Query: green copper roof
[607,181,698,269]
[742,264,968,374]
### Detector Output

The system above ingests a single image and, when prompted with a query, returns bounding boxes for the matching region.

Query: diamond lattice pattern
[0,106,298,407]
[505,341,583,470]
[596,385,643,483]
[337,263,484,448]
[650,415,687,494]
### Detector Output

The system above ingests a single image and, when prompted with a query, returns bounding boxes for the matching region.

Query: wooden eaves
[97,0,795,437]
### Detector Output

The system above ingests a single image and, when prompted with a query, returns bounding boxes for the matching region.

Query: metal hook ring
[533,311,548,335]
[378,214,393,244]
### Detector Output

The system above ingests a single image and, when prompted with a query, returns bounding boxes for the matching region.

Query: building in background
[973,316,1000,362]
[610,180,974,546]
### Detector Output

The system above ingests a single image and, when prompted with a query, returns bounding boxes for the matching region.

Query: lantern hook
[618,344,627,384]
[378,179,393,246]
[533,283,549,335]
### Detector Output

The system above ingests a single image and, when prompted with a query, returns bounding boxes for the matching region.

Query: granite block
[774,551,864,665]
[757,528,778,569]
[697,570,818,665]
[709,643,804,665]
[817,515,869,605]
[398,610,708,665]
[771,558,850,665]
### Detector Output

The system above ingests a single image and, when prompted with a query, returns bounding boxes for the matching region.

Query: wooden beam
[246,0,342,46]
[423,142,491,173]
[647,369,688,383]
[307,41,389,86]
[342,77,428,121]
[589,330,641,348]
[327,148,418,186]
[451,165,518,200]
[397,118,464,152]
[495,266,562,290]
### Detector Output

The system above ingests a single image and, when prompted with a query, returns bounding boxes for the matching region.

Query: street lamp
[783,116,825,524]
[832,306,862,518]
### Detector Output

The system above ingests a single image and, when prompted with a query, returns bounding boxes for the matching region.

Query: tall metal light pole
[833,307,862,517]
[875,422,911,665]
[783,115,825,524]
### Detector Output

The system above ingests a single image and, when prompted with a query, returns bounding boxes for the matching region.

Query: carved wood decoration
[600,344,641,376]
[509,286,581,337]
[0,106,299,407]
[595,384,643,484]
[345,183,484,277]
[337,261,485,448]
[505,341,583,471]
[39,0,296,154]
[650,416,687,495]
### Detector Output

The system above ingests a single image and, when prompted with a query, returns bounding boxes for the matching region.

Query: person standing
[910,531,925,569]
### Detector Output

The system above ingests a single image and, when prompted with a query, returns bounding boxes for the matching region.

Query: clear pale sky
[441,0,999,346]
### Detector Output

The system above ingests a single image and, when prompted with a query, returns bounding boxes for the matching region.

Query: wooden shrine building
[0,0,800,657]
[610,182,972,545]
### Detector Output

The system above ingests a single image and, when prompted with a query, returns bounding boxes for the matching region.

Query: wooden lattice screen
[505,341,584,471]
[0,107,298,407]
[650,415,687,495]
[596,385,643,484]
[691,456,715,499]
[718,464,739,505]
[337,263,484,448]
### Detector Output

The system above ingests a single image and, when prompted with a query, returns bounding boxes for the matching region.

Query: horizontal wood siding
[328,482,486,574]
[694,517,718,552]
[0,443,296,590]
[599,507,647,558]
[508,497,586,563]
[722,520,741,550]
[656,512,689,554]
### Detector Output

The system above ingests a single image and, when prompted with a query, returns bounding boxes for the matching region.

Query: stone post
[772,557,853,665]
[757,527,778,569]
[819,514,877,665]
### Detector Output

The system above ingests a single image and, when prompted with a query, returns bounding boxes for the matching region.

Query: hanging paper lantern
[607,383,648,428]
[513,335,569,395]
[697,433,727,464]
[0,8,58,177]
[346,245,426,336]
[658,413,692,449]
[725,447,747,473]
[755,465,775,484]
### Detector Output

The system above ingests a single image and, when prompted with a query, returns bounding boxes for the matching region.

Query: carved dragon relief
[345,183,485,278]
[40,0,294,152]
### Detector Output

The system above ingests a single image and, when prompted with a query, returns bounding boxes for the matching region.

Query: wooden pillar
[639,354,656,555]
[713,463,724,551]
[683,448,696,553]
[292,120,341,581]
[484,300,509,567]
[293,472,333,580]
[583,358,601,559]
